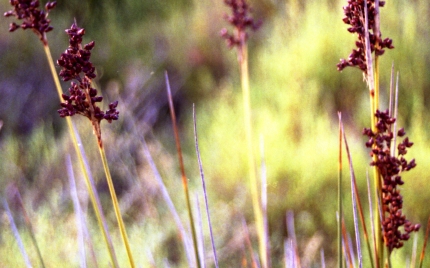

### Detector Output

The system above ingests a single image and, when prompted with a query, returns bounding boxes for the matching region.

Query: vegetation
[1,0,430,267]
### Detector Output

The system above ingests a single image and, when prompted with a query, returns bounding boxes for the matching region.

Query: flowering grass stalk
[220,1,267,266]
[56,22,135,267]
[338,1,421,266]
[4,2,121,266]
[338,0,389,265]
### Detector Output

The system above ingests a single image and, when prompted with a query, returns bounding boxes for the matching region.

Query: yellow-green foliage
[1,0,430,266]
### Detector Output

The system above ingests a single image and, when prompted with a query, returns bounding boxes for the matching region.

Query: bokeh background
[0,0,429,266]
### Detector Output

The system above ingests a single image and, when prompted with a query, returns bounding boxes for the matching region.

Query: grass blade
[241,217,259,268]
[418,216,430,268]
[66,155,88,268]
[366,172,379,268]
[320,249,326,268]
[193,104,219,268]
[165,71,200,268]
[338,112,343,268]
[2,196,32,268]
[411,232,418,268]
[260,136,271,268]
[141,137,194,266]
[194,194,206,268]
[341,216,353,268]
[286,211,301,268]
[340,117,371,268]
[7,186,46,268]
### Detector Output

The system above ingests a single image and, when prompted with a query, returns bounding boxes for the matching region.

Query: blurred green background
[0,0,429,266]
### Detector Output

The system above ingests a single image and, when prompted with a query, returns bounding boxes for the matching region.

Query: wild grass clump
[1,0,429,267]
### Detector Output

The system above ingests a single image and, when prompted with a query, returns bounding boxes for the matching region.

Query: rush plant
[338,0,420,266]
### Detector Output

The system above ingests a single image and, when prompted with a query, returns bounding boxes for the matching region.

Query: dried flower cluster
[337,0,393,73]
[4,0,56,45]
[363,110,420,251]
[57,23,119,146]
[220,0,261,49]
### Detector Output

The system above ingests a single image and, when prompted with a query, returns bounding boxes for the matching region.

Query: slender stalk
[338,112,343,268]
[239,36,267,268]
[341,217,353,268]
[418,216,430,268]
[242,217,259,268]
[194,195,206,268]
[340,118,363,268]
[411,233,418,268]
[98,144,135,268]
[193,104,219,268]
[10,188,45,268]
[260,136,271,268]
[364,2,382,266]
[366,172,380,268]
[66,155,88,268]
[286,211,301,267]
[165,72,201,268]
[141,137,194,265]
[341,117,374,268]
[42,43,119,268]
[2,197,32,268]
[321,249,326,268]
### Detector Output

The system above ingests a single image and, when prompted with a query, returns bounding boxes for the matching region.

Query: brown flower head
[4,0,56,45]
[220,0,262,49]
[337,0,393,73]
[363,110,420,252]
[57,23,119,145]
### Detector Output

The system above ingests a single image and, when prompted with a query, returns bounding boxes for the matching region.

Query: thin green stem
[418,216,430,268]
[98,144,136,268]
[239,42,267,268]
[338,112,343,268]
[373,54,383,268]
[43,44,119,268]
[363,1,382,266]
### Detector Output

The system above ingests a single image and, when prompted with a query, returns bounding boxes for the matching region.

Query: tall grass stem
[260,136,271,268]
[165,72,201,268]
[98,145,135,267]
[42,43,119,268]
[239,40,267,268]
[363,2,382,265]
[338,112,343,268]
[418,216,430,268]
[66,155,88,268]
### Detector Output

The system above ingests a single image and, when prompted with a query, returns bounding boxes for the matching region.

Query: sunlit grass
[1,0,430,266]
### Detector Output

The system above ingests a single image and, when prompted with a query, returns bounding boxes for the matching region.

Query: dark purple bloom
[57,23,119,136]
[363,110,420,251]
[4,0,56,45]
[220,0,262,49]
[337,0,393,73]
